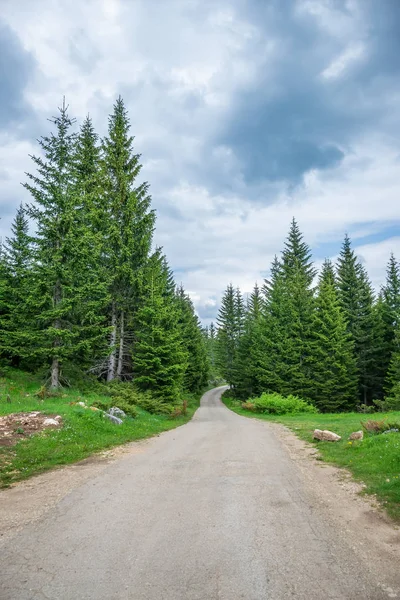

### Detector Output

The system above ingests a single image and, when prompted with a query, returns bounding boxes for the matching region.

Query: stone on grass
[108,407,126,419]
[348,430,363,441]
[104,413,123,425]
[77,402,87,408]
[313,429,341,442]
[42,418,60,427]
[382,428,399,434]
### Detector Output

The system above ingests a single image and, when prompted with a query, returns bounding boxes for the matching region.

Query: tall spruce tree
[70,116,111,371]
[102,96,155,381]
[235,283,264,399]
[24,100,78,388]
[204,322,218,382]
[176,285,208,393]
[133,250,186,403]
[378,255,400,396]
[336,235,376,404]
[1,204,33,366]
[275,219,316,397]
[308,260,358,411]
[216,284,244,388]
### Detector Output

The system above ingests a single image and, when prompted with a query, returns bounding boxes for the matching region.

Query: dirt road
[1,386,399,599]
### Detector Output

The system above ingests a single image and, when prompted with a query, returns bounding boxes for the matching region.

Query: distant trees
[0,98,208,402]
[216,220,400,412]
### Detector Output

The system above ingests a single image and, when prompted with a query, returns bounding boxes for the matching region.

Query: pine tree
[307,260,358,411]
[1,204,33,366]
[24,100,79,388]
[235,283,264,399]
[274,220,316,397]
[133,251,186,403]
[379,255,400,397]
[385,323,400,406]
[101,96,155,381]
[336,235,376,404]
[176,286,208,393]
[204,322,218,382]
[70,116,111,372]
[216,284,244,388]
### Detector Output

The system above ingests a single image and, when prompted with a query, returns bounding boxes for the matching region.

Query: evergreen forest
[1,99,400,415]
[214,219,400,412]
[0,98,209,404]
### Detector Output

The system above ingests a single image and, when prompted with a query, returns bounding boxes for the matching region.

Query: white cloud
[0,0,400,324]
[322,42,366,79]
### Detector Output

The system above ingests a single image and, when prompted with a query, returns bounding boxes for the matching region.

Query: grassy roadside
[223,392,400,521]
[0,368,204,488]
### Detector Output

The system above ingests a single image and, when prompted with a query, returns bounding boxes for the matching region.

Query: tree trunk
[117,310,124,379]
[50,357,60,390]
[51,280,62,389]
[107,302,117,382]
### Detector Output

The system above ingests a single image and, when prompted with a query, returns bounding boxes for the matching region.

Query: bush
[372,397,400,412]
[361,419,400,435]
[242,392,318,415]
[91,397,137,418]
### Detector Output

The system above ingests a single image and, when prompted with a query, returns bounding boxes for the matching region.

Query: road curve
[1,386,399,599]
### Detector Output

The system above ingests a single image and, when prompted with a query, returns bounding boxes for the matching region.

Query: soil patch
[0,412,61,447]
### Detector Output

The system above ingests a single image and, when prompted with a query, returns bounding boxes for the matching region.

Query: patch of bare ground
[0,412,61,447]
[269,421,400,596]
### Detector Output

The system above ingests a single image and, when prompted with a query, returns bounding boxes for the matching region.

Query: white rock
[42,418,60,427]
[77,402,87,408]
[313,429,341,442]
[104,413,123,425]
[349,430,363,440]
[108,407,126,419]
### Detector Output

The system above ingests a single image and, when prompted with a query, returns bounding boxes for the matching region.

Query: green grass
[223,393,400,521]
[0,367,203,487]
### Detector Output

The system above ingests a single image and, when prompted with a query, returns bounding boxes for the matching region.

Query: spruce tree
[101,96,155,381]
[308,260,358,411]
[176,285,208,393]
[204,322,218,382]
[24,100,78,388]
[216,284,243,388]
[235,283,264,399]
[133,251,186,403]
[70,116,111,372]
[275,220,316,397]
[336,235,376,404]
[385,324,400,406]
[379,255,400,396]
[1,204,33,366]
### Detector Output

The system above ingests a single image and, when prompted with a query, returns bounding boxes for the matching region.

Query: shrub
[92,397,138,419]
[372,397,400,412]
[361,419,400,435]
[242,392,318,415]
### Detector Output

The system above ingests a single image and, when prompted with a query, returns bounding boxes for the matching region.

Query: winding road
[1,386,399,599]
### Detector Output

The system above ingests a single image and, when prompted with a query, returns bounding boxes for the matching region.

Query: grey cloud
[0,21,36,133]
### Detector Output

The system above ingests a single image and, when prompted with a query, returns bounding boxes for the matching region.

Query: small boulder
[77,402,87,408]
[349,430,363,441]
[42,418,60,427]
[104,413,123,425]
[108,407,126,419]
[313,429,341,442]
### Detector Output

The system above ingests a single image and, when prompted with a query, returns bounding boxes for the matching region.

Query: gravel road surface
[1,386,399,599]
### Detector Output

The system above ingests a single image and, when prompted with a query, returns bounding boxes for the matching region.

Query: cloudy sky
[1,0,400,322]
